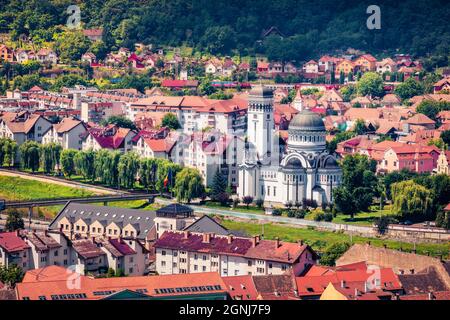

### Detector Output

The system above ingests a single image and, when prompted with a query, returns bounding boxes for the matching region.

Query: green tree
[333,154,378,218]
[0,264,24,288]
[394,78,424,101]
[19,141,41,172]
[74,150,96,182]
[211,170,228,202]
[441,130,450,146]
[40,143,62,174]
[0,138,17,166]
[356,72,384,97]
[161,113,181,130]
[5,209,24,231]
[319,242,350,266]
[242,196,254,209]
[174,168,205,203]
[118,152,139,189]
[391,180,433,220]
[60,149,77,178]
[53,29,91,63]
[138,158,158,192]
[101,115,137,130]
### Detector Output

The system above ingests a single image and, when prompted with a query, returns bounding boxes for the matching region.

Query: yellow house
[437,150,450,175]
[320,283,348,300]
[106,221,122,238]
[354,54,377,72]
[335,60,354,75]
[58,216,73,234]
[122,223,139,238]
[73,218,90,236]
[90,220,107,237]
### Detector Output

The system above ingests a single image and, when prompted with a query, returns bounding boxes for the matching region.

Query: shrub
[255,198,264,209]
[320,242,351,266]
[323,212,334,222]
[272,208,283,216]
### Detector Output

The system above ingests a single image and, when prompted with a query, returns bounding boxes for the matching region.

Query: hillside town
[0,1,449,305]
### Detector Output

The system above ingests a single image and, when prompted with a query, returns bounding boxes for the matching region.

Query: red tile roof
[16,268,227,300]
[0,231,30,253]
[222,276,259,300]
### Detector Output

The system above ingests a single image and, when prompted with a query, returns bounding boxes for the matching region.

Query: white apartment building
[42,117,87,150]
[154,231,317,277]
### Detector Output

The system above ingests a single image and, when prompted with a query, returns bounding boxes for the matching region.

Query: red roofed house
[133,130,176,160]
[82,124,136,152]
[16,266,229,300]
[354,54,377,72]
[98,238,146,276]
[403,113,436,132]
[303,60,319,74]
[0,231,30,271]
[0,44,14,62]
[257,61,269,74]
[154,231,318,277]
[380,145,440,173]
[433,77,450,94]
[83,28,103,41]
[296,262,402,300]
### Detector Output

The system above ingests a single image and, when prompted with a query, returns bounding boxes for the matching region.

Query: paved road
[154,198,377,235]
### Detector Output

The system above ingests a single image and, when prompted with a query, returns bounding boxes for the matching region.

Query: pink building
[380,145,440,173]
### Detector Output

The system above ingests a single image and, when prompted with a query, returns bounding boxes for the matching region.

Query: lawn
[331,206,397,226]
[220,219,449,259]
[0,175,94,201]
[203,202,266,214]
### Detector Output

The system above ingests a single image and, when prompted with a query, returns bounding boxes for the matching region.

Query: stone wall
[336,244,450,289]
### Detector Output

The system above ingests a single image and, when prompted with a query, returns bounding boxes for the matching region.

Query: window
[63,249,68,255]
[161,261,166,267]
[268,263,273,269]
[54,250,59,257]
[202,255,207,261]
[202,266,207,272]
[129,268,133,274]
[194,265,198,271]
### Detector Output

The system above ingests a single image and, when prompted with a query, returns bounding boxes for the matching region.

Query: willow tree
[74,149,96,182]
[139,158,158,192]
[173,168,205,203]
[41,143,62,174]
[391,180,433,219]
[19,141,41,172]
[118,152,139,189]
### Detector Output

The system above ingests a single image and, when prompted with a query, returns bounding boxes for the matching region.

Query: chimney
[251,236,259,248]
[355,288,360,297]
[227,235,233,244]
[364,282,369,293]
[341,280,346,288]
[410,269,415,274]
[16,230,20,236]
[428,292,434,300]
[183,230,190,239]
[275,237,280,248]
[299,240,304,246]
[202,233,210,244]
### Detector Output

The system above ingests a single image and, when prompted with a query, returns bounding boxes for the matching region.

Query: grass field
[0,176,94,201]
[221,219,450,258]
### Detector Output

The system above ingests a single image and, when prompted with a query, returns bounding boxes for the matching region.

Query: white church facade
[238,86,342,206]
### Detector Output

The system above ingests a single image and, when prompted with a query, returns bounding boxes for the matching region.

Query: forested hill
[0,0,449,61]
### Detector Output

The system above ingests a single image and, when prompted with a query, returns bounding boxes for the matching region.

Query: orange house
[335,60,354,76]
[0,45,14,62]
[354,54,377,72]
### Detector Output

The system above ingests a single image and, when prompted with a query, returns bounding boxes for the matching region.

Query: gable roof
[0,231,30,253]
[184,215,231,236]
[49,202,157,240]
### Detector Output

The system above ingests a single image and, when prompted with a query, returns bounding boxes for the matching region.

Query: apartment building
[0,231,30,271]
[0,111,52,145]
[154,231,317,277]
[81,125,136,152]
[42,117,87,150]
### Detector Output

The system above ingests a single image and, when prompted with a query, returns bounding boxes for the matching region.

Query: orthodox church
[238,85,342,206]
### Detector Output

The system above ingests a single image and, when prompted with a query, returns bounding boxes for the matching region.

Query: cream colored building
[437,150,450,174]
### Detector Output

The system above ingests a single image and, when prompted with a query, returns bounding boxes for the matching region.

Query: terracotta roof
[85,125,133,149]
[398,267,449,295]
[0,231,30,253]
[143,138,175,153]
[222,276,258,300]
[53,117,83,133]
[22,265,78,283]
[405,113,436,125]
[16,268,227,300]
[399,291,450,300]
[253,274,299,300]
